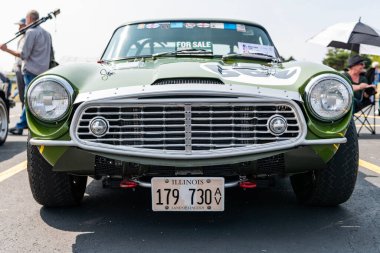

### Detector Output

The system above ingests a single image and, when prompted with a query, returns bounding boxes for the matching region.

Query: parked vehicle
[0,74,13,145]
[26,19,358,210]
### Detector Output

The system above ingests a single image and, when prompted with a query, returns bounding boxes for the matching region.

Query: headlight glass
[28,76,73,122]
[306,74,352,121]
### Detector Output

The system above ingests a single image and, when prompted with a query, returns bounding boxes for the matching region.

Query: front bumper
[29,137,346,168]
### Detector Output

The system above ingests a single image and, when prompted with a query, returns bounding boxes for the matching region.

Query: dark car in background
[0,72,13,145]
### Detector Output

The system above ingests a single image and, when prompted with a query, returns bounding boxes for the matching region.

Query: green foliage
[369,55,380,65]
[322,48,375,70]
[361,55,372,69]
[322,49,350,71]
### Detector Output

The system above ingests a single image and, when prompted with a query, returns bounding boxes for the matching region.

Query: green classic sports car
[26,19,358,210]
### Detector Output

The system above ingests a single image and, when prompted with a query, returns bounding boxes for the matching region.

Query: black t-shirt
[343,72,368,100]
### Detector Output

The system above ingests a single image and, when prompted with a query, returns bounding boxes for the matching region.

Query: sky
[0,0,379,71]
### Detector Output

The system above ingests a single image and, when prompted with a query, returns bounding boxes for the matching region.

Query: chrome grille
[151,78,224,85]
[75,102,302,153]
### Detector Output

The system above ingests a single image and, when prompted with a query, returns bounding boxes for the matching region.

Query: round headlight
[305,74,353,122]
[27,76,74,122]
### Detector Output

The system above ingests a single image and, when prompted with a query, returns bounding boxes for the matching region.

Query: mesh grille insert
[151,78,224,85]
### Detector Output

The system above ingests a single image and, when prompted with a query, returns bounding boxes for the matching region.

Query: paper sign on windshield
[238,42,276,57]
[176,41,213,51]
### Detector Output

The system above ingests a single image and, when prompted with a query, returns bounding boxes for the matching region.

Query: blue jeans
[15,72,37,129]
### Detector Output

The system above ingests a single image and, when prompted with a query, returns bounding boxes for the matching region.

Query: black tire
[0,98,8,146]
[27,137,87,207]
[290,119,359,206]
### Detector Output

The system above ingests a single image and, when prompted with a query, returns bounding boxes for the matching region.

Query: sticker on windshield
[210,23,224,29]
[197,23,210,28]
[146,23,160,29]
[236,24,246,32]
[185,23,196,29]
[238,42,276,57]
[224,23,237,30]
[176,41,213,51]
[171,22,184,29]
[137,24,145,29]
[160,22,170,29]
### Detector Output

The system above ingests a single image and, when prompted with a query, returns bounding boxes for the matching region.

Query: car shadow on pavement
[0,140,27,163]
[39,172,380,253]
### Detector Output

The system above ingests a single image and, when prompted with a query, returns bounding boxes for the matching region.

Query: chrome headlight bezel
[27,76,74,123]
[305,74,353,122]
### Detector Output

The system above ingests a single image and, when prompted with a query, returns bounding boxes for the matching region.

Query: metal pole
[3,9,60,45]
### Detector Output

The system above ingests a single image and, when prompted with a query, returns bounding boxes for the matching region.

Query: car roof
[120,18,265,29]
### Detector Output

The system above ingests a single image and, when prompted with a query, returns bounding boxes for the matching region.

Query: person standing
[366,61,380,85]
[13,18,26,108]
[366,61,380,114]
[0,10,52,135]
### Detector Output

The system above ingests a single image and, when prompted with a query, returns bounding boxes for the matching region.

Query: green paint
[26,19,352,169]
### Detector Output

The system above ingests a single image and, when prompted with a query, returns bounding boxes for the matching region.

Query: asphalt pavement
[0,103,380,253]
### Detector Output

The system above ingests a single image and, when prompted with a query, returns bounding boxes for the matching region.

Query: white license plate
[151,177,225,212]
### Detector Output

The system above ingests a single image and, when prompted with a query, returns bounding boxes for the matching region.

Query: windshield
[102,21,277,60]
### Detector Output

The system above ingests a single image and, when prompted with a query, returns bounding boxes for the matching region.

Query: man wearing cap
[343,55,376,113]
[0,10,52,135]
[13,18,26,108]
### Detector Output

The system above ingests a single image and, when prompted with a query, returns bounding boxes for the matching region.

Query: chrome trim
[69,97,306,159]
[27,75,74,123]
[29,137,347,147]
[304,74,353,122]
[184,104,192,154]
[132,179,239,188]
[30,139,75,146]
[301,137,346,145]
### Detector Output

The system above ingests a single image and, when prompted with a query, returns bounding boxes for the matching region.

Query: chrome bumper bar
[133,179,240,189]
[29,137,347,158]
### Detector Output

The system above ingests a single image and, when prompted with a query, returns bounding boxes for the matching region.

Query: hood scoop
[151,78,224,86]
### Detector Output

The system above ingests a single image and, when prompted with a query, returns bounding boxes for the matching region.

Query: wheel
[27,136,87,207]
[290,119,358,206]
[0,98,8,146]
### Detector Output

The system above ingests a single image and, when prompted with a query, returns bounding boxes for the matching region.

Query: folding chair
[354,99,376,135]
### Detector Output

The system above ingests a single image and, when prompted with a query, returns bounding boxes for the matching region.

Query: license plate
[151,177,225,212]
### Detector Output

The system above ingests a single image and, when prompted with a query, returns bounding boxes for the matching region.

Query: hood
[42,58,338,94]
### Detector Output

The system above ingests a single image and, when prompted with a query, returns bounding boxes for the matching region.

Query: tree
[322,49,350,71]
[369,55,380,66]
[322,48,374,71]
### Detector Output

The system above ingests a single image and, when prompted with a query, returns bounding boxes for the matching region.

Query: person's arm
[20,30,35,60]
[0,44,21,58]
[353,83,376,91]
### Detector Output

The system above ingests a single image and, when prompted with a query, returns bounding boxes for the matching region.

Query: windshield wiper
[152,49,213,58]
[222,52,277,61]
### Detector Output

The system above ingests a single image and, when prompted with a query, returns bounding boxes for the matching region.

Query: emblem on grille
[89,117,109,137]
[268,115,287,135]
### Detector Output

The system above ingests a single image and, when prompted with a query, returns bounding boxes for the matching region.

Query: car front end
[25,19,357,210]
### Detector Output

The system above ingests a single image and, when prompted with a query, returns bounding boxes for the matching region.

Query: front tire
[290,119,358,206]
[27,137,87,207]
[0,98,8,146]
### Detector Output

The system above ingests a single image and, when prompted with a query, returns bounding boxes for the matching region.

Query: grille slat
[76,102,302,152]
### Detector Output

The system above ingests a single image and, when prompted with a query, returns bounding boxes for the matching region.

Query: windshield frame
[100,20,281,61]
